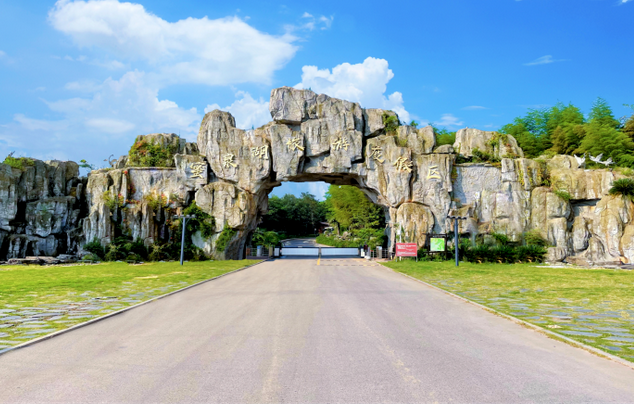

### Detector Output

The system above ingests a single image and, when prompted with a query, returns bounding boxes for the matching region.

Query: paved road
[282,237,326,247]
[1,258,633,403]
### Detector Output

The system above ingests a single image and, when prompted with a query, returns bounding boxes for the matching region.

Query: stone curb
[0,260,267,357]
[377,262,634,371]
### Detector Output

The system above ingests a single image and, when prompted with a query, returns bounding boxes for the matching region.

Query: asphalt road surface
[1,258,633,403]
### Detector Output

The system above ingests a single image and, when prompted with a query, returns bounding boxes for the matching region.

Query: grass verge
[384,260,634,362]
[0,260,257,348]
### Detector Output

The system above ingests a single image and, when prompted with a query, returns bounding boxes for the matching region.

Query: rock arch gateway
[193,86,455,258]
[7,86,629,264]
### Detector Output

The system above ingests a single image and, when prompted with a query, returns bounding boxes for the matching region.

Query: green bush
[3,154,35,170]
[515,245,547,263]
[81,253,101,262]
[84,239,106,259]
[553,189,572,201]
[462,243,546,264]
[523,230,549,247]
[382,112,399,134]
[491,232,510,246]
[472,148,500,164]
[128,139,177,167]
[126,253,142,263]
[103,191,125,211]
[215,224,237,253]
[104,244,125,262]
[316,234,360,248]
[183,201,215,239]
[609,178,634,201]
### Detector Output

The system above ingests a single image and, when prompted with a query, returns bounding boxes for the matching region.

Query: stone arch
[193,87,454,259]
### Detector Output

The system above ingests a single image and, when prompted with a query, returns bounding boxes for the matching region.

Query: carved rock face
[5,86,634,265]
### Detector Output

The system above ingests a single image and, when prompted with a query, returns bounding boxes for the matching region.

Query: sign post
[447,215,468,267]
[174,214,194,266]
[395,243,418,261]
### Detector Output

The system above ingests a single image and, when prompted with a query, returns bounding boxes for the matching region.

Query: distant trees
[260,192,327,236]
[499,97,634,167]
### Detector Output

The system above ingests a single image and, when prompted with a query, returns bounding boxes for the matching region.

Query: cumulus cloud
[295,57,410,122]
[524,55,566,66]
[205,92,271,130]
[48,0,298,86]
[434,114,464,129]
[1,71,200,163]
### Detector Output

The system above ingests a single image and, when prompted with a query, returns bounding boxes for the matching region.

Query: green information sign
[430,238,446,252]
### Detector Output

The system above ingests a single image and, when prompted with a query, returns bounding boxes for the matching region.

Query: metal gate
[320,248,360,256]
[280,247,320,256]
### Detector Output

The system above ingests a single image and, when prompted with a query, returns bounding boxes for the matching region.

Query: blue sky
[1,0,633,200]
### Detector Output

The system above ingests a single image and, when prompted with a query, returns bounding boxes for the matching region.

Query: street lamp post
[174,214,194,266]
[447,215,468,267]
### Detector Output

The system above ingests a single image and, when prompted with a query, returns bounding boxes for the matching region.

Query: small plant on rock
[382,112,399,135]
[609,178,634,201]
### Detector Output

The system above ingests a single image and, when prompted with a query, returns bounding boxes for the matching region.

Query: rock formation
[1,86,633,265]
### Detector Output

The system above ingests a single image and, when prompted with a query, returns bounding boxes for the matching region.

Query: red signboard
[395,243,417,257]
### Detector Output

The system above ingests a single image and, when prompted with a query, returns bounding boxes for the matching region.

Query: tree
[588,97,620,129]
[622,114,634,141]
[260,193,327,236]
[579,122,634,167]
[324,185,383,233]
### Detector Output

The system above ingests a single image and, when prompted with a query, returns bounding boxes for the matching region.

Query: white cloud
[621,0,632,4]
[434,114,464,129]
[205,91,271,130]
[48,0,298,86]
[524,55,566,66]
[0,50,5,57]
[288,12,333,32]
[295,57,410,123]
[2,71,200,163]
[462,105,487,110]
[308,182,328,201]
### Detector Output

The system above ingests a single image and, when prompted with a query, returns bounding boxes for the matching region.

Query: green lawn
[0,260,257,349]
[384,260,634,362]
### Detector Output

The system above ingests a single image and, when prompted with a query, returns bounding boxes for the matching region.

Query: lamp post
[174,214,194,266]
[447,215,468,267]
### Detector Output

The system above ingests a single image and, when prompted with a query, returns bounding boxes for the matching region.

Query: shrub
[491,232,510,246]
[82,253,101,262]
[515,245,547,263]
[553,189,572,201]
[609,178,634,201]
[472,148,500,164]
[215,224,237,253]
[183,201,215,239]
[462,242,546,264]
[128,139,177,167]
[144,193,169,211]
[3,153,35,170]
[148,244,170,262]
[126,253,142,263]
[523,230,549,247]
[84,239,106,259]
[382,112,399,134]
[103,191,125,211]
[104,244,125,261]
[316,234,360,248]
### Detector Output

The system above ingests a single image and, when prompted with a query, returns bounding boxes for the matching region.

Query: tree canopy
[499,98,634,166]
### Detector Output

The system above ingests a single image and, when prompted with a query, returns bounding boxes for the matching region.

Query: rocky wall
[2,86,633,265]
